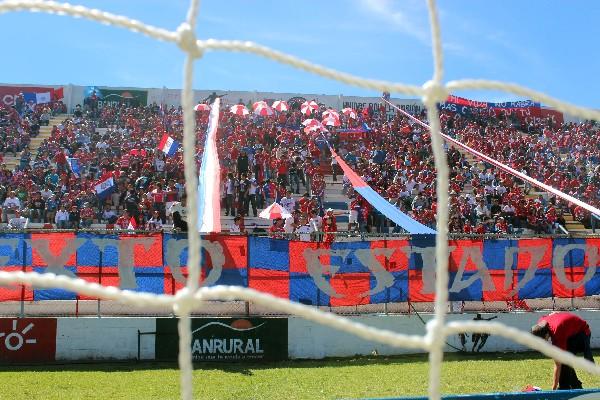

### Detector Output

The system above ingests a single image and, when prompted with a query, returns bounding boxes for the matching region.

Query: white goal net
[1,1,600,399]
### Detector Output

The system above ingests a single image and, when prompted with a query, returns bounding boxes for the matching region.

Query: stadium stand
[0,93,596,238]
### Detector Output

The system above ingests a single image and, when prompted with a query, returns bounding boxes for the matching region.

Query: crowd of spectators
[330,105,598,235]
[442,109,599,231]
[0,92,596,238]
[0,93,65,160]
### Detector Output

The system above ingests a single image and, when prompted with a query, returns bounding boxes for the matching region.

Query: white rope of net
[0,1,599,399]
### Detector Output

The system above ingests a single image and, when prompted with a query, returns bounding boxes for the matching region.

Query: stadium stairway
[2,114,67,171]
[220,164,352,232]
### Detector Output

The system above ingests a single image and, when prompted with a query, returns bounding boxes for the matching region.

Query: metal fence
[2,296,600,318]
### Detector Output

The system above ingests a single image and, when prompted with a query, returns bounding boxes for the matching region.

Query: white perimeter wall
[55,318,155,361]
[288,311,600,359]
[51,311,600,361]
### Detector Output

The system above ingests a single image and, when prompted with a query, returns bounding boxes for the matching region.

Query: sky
[1,0,599,108]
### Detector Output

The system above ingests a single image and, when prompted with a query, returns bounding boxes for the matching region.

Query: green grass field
[2,352,600,400]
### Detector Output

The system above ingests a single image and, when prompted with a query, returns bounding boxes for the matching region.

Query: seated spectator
[172,211,187,232]
[146,210,164,231]
[412,193,427,211]
[3,191,20,223]
[101,205,118,224]
[268,218,285,239]
[80,202,95,228]
[27,191,46,223]
[8,210,28,229]
[115,211,131,230]
[294,215,312,241]
[228,215,245,234]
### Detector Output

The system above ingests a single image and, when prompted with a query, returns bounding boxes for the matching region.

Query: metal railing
[0,227,597,238]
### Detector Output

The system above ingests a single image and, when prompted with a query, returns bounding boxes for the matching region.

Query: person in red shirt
[268,218,285,239]
[495,217,509,234]
[531,312,594,390]
[474,222,486,234]
[297,193,311,215]
[322,215,337,246]
[115,211,131,230]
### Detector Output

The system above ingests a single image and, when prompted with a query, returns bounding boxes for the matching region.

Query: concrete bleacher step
[528,191,593,233]
[4,114,67,170]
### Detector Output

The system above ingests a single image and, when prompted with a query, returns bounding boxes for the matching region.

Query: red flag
[52,87,64,100]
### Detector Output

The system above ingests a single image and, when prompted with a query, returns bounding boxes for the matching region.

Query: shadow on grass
[0,350,581,375]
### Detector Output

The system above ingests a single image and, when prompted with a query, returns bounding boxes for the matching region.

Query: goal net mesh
[1,1,600,399]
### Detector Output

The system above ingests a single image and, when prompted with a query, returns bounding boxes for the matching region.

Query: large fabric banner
[330,148,436,235]
[438,95,557,126]
[197,98,222,233]
[0,85,60,107]
[1,233,598,305]
[445,96,540,109]
[84,86,148,108]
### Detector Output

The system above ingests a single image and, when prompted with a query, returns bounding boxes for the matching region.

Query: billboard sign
[155,318,288,362]
[0,318,56,363]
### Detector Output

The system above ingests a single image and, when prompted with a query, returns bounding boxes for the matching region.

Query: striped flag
[197,98,222,233]
[158,134,179,157]
[94,176,116,200]
[330,148,435,235]
[23,92,52,104]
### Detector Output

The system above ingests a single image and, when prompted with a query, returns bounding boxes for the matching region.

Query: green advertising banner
[155,318,288,362]
[84,86,148,108]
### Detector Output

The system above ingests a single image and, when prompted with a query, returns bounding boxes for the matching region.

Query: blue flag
[67,158,81,178]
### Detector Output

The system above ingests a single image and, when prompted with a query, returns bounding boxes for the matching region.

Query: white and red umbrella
[322,116,341,127]
[302,118,320,127]
[271,100,289,112]
[341,107,357,119]
[254,103,275,116]
[304,121,328,133]
[194,103,211,112]
[229,104,249,116]
[300,100,319,116]
[259,202,292,220]
[252,101,268,111]
[322,109,340,120]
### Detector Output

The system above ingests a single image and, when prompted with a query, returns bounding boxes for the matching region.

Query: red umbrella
[300,100,319,116]
[194,103,210,112]
[229,104,249,116]
[271,100,289,112]
[259,202,292,220]
[254,103,275,116]
[341,107,357,119]
[322,116,341,127]
[322,109,340,120]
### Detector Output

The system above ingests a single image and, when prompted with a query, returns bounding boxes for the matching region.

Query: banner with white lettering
[155,318,288,361]
[1,233,598,305]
